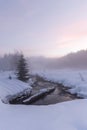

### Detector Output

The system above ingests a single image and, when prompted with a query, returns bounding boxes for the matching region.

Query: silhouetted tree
[16,54,29,82]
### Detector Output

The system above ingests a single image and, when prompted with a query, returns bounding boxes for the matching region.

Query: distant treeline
[0,49,87,71]
[28,49,87,70]
[0,52,20,71]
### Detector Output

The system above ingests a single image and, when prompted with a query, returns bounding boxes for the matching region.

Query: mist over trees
[28,50,87,70]
[0,49,87,71]
[0,52,20,71]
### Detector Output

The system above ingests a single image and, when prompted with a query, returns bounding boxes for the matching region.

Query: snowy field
[0,99,87,130]
[31,69,87,98]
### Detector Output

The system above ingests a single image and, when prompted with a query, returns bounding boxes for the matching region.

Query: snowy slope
[31,69,87,98]
[0,71,32,102]
[0,99,87,130]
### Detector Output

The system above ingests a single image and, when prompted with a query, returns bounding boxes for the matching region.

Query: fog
[29,50,87,71]
[0,50,87,71]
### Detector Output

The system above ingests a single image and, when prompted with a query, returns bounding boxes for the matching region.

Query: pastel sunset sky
[0,0,87,57]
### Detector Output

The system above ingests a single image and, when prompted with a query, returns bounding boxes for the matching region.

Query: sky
[0,0,87,57]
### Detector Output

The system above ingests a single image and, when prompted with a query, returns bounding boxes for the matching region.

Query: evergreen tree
[16,54,29,82]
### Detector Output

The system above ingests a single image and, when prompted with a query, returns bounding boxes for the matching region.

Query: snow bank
[0,99,87,130]
[23,87,55,103]
[0,71,32,102]
[31,69,87,98]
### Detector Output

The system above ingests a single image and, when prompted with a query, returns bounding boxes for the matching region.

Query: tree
[16,54,29,82]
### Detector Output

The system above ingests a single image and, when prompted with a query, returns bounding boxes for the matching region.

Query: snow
[0,71,32,102]
[31,69,87,98]
[0,71,87,129]
[0,99,87,130]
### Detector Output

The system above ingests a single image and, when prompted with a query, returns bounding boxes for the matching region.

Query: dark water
[30,76,81,105]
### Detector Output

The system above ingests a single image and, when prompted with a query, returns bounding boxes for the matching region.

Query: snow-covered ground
[31,69,87,98]
[0,71,87,130]
[0,99,87,130]
[0,71,32,102]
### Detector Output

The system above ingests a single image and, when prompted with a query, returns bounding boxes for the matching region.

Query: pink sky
[0,0,87,57]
